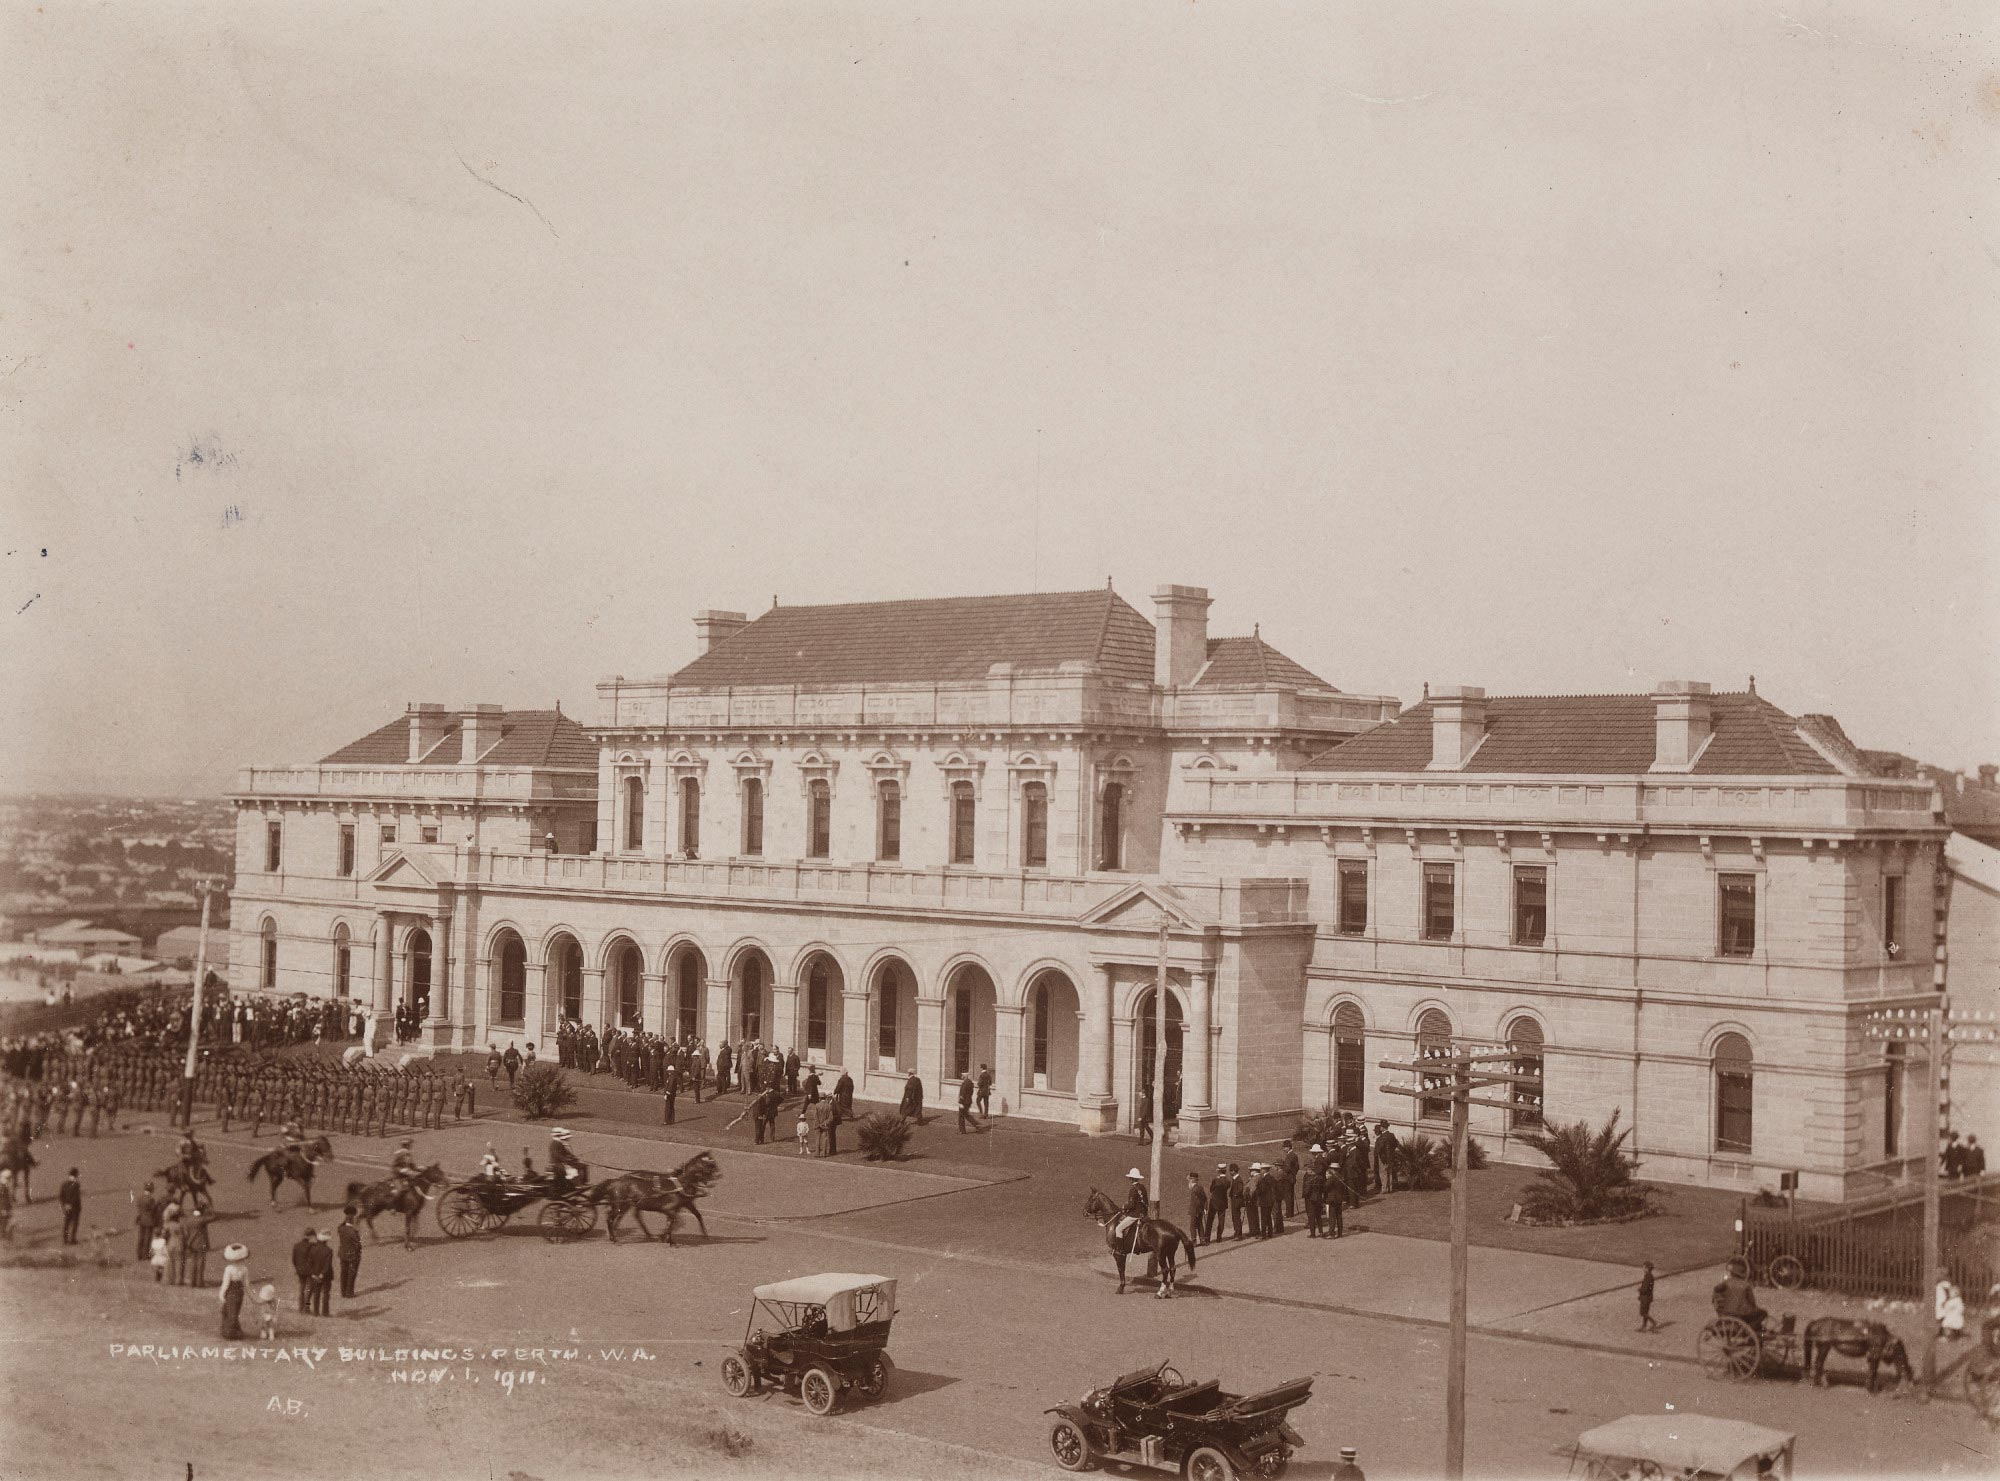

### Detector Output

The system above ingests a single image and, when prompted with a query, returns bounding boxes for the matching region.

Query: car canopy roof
[1573,1415,1794,1476]
[751,1274,896,1330]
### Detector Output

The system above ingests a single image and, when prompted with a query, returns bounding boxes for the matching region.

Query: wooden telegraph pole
[1148,917,1170,1215]
[176,883,214,1129]
[1863,1002,2000,1386]
[1378,1040,1543,1481]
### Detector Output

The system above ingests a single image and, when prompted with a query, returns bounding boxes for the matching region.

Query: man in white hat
[1114,1168,1149,1248]
[549,1128,587,1193]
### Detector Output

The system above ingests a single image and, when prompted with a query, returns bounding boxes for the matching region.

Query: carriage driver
[1714,1258,1767,1333]
[549,1129,588,1192]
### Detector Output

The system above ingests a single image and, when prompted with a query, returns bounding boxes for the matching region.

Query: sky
[3,1,1996,797]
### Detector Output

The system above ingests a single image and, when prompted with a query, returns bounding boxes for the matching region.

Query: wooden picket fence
[1744,1177,2000,1300]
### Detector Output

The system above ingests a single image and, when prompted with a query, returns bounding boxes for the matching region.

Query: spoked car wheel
[800,1366,838,1416]
[436,1187,486,1239]
[1048,1416,1093,1472]
[720,1354,754,1398]
[1184,1445,1237,1481]
[857,1353,893,1400]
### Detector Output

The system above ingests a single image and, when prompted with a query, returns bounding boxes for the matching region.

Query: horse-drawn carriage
[435,1172,598,1242]
[1045,1360,1312,1481]
[1697,1308,1910,1393]
[720,1273,896,1416]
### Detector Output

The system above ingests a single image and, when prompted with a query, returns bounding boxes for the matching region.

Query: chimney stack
[694,610,749,654]
[1152,585,1212,689]
[1428,687,1488,769]
[1650,680,1713,770]
[407,703,449,762]
[460,704,503,763]
[1979,764,1997,789]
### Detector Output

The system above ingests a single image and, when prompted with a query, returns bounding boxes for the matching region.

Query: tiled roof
[1192,635,1338,692]
[1304,692,1842,777]
[321,710,595,769]
[1863,750,2000,844]
[668,589,1158,687]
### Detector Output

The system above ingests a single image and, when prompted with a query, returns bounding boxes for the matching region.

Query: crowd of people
[1155,1115,1395,1247]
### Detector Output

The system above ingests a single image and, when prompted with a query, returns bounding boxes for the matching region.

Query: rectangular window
[1336,861,1368,936]
[380,824,396,846]
[877,785,901,862]
[579,820,597,854]
[1883,874,1903,955]
[951,783,976,865]
[878,980,897,1061]
[265,820,283,872]
[420,824,440,844]
[808,782,831,859]
[742,780,764,856]
[1513,866,1548,946]
[1715,1067,1753,1152]
[1718,873,1757,957]
[1884,1043,1903,1157]
[1022,783,1048,869]
[338,825,356,878]
[1335,1036,1364,1110]
[1422,863,1456,940]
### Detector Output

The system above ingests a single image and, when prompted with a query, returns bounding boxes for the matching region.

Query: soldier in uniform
[388,1138,421,1199]
[661,1062,678,1125]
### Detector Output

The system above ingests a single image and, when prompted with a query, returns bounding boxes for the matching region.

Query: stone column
[421,912,453,1052]
[522,963,548,1045]
[916,996,947,1089]
[1178,969,1218,1145]
[841,989,871,1079]
[581,968,606,1030]
[992,1002,1026,1119]
[368,916,395,1051]
[1077,964,1118,1134]
[642,972,668,1034]
[706,978,734,1047]
[771,980,800,1054]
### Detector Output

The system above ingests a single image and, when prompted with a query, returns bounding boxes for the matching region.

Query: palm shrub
[856,1112,912,1162]
[512,1061,576,1121]
[1295,1105,1347,1149]
[1399,1133,1455,1190]
[1517,1109,1653,1223]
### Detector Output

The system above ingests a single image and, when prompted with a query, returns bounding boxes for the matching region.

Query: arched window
[332,924,351,1000]
[950,781,976,865]
[1333,1002,1366,1111]
[550,936,583,1023]
[1713,1033,1753,1152]
[1029,970,1080,1093]
[1417,1009,1452,1121]
[740,953,764,1042]
[613,940,644,1028]
[808,779,831,860]
[877,962,904,1065]
[807,959,831,1053]
[877,782,901,862]
[260,918,278,991]
[1098,783,1124,870]
[741,778,764,856]
[1022,782,1048,869]
[679,777,701,858]
[623,775,645,851]
[675,951,704,1040]
[495,932,527,1024]
[1506,1016,1544,1129]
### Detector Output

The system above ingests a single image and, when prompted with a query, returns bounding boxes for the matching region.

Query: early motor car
[1557,1414,1796,1481]
[1045,1360,1311,1480]
[719,1273,896,1416]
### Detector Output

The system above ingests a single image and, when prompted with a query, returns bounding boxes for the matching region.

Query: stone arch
[603,934,646,1028]
[1023,967,1081,1095]
[1329,997,1369,1113]
[1118,975,1190,1021]
[329,919,354,1001]
[866,952,920,1075]
[544,930,585,1028]
[1702,1021,1759,1058]
[728,942,776,1045]
[665,941,709,1041]
[1131,979,1185,1126]
[941,958,998,1086]
[1414,1006,1454,1124]
[1503,1011,1546,1130]
[490,927,528,1026]
[795,948,847,1066]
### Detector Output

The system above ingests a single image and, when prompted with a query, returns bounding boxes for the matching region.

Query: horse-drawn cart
[1697,1309,1912,1393]
[435,1176,597,1242]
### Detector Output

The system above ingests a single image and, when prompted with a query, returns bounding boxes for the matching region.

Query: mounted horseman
[1085,1168,1198,1299]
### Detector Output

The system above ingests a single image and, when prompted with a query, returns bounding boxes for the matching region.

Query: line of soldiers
[213,1058,480,1139]
[2,1076,123,1140]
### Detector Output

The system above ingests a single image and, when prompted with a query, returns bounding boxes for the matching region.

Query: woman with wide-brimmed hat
[218,1242,250,1338]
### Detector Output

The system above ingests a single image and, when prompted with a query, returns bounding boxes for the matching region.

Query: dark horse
[1084,1187,1197,1298]
[245,1138,334,1208]
[1801,1317,1913,1394]
[155,1160,215,1214]
[1,1138,35,1204]
[344,1164,448,1251]
[587,1151,721,1244]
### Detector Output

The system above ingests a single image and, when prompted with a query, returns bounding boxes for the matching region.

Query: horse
[155,1160,215,1214]
[2,1140,37,1204]
[344,1164,448,1251]
[244,1137,334,1208]
[587,1151,721,1244]
[1801,1317,1913,1394]
[1084,1187,1197,1298]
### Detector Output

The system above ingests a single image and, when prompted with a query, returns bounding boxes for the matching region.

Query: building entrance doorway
[1136,988,1183,1124]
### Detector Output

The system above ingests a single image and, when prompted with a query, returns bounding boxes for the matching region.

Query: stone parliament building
[230,585,1947,1200]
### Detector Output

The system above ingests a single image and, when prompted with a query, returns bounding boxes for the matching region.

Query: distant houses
[29,919,144,954]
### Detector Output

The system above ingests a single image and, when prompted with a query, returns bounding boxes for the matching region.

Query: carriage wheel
[1184,1445,1237,1481]
[720,1353,754,1398]
[1250,1449,1289,1480]
[800,1365,838,1416]
[857,1353,893,1400]
[436,1188,486,1239]
[538,1198,596,1242]
[1966,1358,2000,1428]
[1698,1317,1761,1381]
[1048,1416,1094,1472]
[1768,1255,1807,1290]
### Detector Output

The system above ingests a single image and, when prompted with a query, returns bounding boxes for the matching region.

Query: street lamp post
[176,883,214,1129]
[1378,1042,1542,1481]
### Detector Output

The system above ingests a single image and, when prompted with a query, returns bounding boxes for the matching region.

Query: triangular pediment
[1077,880,1211,933]
[362,849,442,891]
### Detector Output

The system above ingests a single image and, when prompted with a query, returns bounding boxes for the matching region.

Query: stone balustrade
[234,766,594,802]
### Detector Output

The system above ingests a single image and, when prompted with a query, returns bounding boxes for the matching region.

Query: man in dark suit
[784,1048,800,1096]
[1302,1154,1326,1237]
[1374,1122,1400,1194]
[1279,1140,1301,1220]
[292,1228,320,1312]
[1226,1164,1247,1239]
[336,1207,362,1298]
[833,1069,855,1120]
[1326,1161,1348,1238]
[1255,1164,1281,1237]
[58,1167,81,1244]
[308,1230,336,1315]
[957,1073,977,1133]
